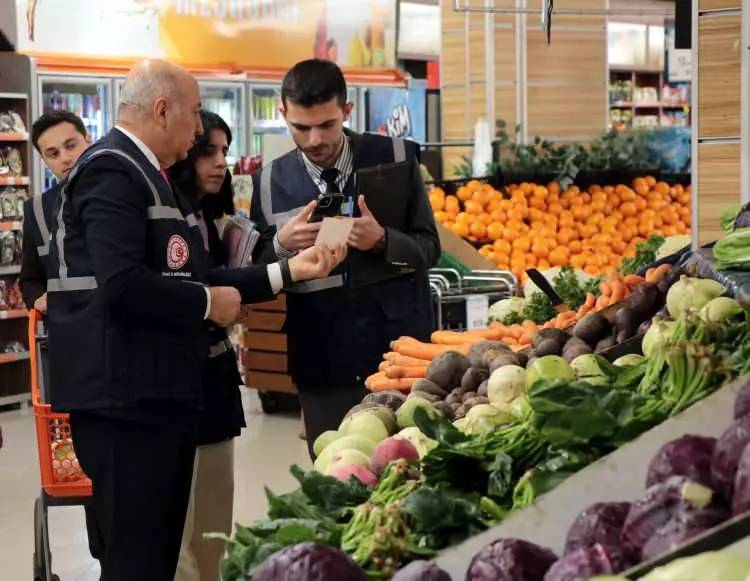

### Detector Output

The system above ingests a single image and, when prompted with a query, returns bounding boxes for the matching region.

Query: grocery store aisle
[0,389,310,580]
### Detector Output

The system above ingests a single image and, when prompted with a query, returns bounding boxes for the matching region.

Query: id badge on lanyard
[340,173,356,218]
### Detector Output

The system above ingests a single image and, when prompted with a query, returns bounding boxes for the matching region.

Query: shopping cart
[29,309,92,581]
[429,268,517,330]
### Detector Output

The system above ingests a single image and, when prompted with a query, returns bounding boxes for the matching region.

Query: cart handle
[28,308,42,407]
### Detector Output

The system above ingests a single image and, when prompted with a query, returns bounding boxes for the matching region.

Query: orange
[479,213,494,225]
[494,238,512,254]
[548,182,561,196]
[465,200,483,215]
[479,244,493,256]
[491,209,506,223]
[538,259,552,270]
[645,175,657,187]
[467,180,482,191]
[654,182,670,196]
[549,247,570,266]
[529,208,545,222]
[532,243,549,259]
[533,185,549,198]
[445,195,460,215]
[470,221,488,240]
[434,211,449,224]
[611,239,627,254]
[548,202,563,216]
[591,200,606,213]
[487,222,504,241]
[503,227,519,243]
[529,196,546,210]
[620,202,637,217]
[572,205,587,220]
[451,222,469,238]
[514,236,531,253]
[457,186,472,202]
[487,199,503,213]
[456,212,473,224]
[429,191,445,211]
[510,206,529,221]
[556,229,574,246]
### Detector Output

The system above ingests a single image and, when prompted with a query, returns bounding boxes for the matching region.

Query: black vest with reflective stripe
[24,184,59,280]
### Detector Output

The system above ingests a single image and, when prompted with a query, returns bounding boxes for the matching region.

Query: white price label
[465,295,490,330]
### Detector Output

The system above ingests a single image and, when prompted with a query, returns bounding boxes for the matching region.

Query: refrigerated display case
[248,84,365,157]
[37,75,114,192]
[199,82,246,166]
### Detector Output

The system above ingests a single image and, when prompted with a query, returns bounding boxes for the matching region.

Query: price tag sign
[465,295,489,330]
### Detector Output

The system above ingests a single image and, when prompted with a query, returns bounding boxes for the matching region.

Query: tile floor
[0,389,310,580]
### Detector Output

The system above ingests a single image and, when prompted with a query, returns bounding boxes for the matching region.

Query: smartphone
[310,192,346,222]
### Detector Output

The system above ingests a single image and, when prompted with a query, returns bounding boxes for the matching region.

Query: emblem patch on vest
[167,235,189,270]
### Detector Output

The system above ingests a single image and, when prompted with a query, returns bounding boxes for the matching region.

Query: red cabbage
[620,476,714,562]
[564,502,631,555]
[712,415,750,500]
[641,507,730,562]
[734,377,750,420]
[646,435,717,488]
[465,538,558,581]
[734,204,750,229]
[392,561,451,581]
[252,542,367,581]
[543,544,616,581]
[732,443,750,515]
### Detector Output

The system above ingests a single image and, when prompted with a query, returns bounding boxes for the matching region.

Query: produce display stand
[434,374,748,579]
[28,309,92,581]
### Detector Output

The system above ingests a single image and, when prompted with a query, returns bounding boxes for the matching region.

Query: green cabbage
[488,297,526,324]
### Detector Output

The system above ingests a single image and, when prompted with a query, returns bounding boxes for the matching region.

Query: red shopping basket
[29,308,92,497]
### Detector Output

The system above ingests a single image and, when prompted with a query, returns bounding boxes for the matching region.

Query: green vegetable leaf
[290,464,369,516]
[553,266,587,310]
[502,311,525,326]
[486,452,514,498]
[414,407,468,445]
[522,292,558,325]
[620,235,665,275]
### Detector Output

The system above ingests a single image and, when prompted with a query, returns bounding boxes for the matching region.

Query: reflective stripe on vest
[32,194,51,257]
[392,136,406,163]
[51,147,187,293]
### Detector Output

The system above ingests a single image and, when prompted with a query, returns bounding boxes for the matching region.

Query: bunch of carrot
[365,264,673,392]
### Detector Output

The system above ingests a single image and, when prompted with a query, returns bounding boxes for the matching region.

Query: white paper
[315,217,355,247]
[465,295,490,330]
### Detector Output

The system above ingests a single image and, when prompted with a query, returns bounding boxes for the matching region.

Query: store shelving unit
[0,56,36,407]
[609,68,691,131]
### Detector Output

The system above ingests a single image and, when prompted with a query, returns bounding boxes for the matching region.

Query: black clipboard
[354,161,413,230]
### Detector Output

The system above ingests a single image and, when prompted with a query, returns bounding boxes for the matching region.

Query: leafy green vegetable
[619,235,666,275]
[721,204,742,233]
[553,266,588,309]
[502,311,525,326]
[522,292,558,324]
[512,449,598,509]
[715,227,750,271]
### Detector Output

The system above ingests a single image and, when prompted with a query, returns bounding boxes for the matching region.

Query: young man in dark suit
[251,59,441,458]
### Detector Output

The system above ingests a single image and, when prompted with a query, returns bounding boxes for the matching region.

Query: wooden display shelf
[0,176,30,186]
[0,309,27,320]
[0,133,29,142]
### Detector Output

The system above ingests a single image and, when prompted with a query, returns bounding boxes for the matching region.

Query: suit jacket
[250,130,440,388]
[20,184,59,308]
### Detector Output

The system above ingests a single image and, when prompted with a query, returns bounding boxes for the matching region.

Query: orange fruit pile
[430,177,691,282]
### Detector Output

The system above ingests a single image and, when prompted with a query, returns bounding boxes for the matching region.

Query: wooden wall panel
[527,85,606,138]
[442,32,467,86]
[527,29,606,84]
[442,85,470,140]
[495,84,517,130]
[443,146,472,179]
[442,0,466,31]
[494,27,516,83]
[699,0,741,9]
[526,0,606,26]
[698,15,741,139]
[697,143,741,244]
[469,31,488,82]
[470,84,488,127]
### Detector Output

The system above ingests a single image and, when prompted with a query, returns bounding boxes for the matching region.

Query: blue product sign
[368,81,426,144]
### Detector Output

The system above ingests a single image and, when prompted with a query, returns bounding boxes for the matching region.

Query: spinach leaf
[486,452,514,499]
[290,464,369,516]
[414,407,468,445]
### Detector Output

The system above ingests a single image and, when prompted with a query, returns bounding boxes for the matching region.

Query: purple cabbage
[564,502,631,556]
[734,377,750,420]
[734,204,750,229]
[392,561,451,581]
[620,476,714,562]
[646,435,717,489]
[712,415,750,500]
[732,443,750,515]
[640,507,730,562]
[465,538,558,581]
[543,544,616,581]
[252,542,367,581]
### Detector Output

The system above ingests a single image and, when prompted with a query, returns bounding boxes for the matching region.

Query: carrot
[506,325,522,339]
[599,281,612,297]
[522,319,538,331]
[607,270,624,284]
[518,333,533,346]
[393,340,470,360]
[595,295,611,311]
[644,268,657,283]
[431,330,488,345]
[624,274,645,288]
[365,372,416,392]
[385,365,428,379]
[390,354,432,367]
[651,263,672,283]
[378,361,390,372]
[610,281,626,304]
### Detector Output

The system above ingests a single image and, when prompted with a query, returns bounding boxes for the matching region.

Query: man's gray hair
[117,63,182,120]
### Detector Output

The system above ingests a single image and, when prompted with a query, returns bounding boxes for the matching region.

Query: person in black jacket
[168,111,247,581]
[20,110,91,312]
[47,60,344,581]
[250,60,440,458]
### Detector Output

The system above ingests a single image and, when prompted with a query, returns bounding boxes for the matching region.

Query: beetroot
[253,542,367,581]
[564,502,631,555]
[465,538,558,581]
[732,443,750,515]
[734,376,750,420]
[712,415,750,500]
[640,507,730,562]
[646,435,717,488]
[543,544,616,581]
[620,476,714,562]
[391,560,451,581]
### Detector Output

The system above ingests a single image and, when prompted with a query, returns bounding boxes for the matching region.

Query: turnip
[526,356,575,390]
[370,436,419,475]
[487,365,527,406]
[339,411,389,443]
[329,463,378,487]
[666,276,725,319]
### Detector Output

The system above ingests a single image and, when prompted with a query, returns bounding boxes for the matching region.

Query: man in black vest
[251,59,440,458]
[46,59,344,580]
[20,110,91,313]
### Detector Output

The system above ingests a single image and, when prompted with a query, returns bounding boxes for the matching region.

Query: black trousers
[297,383,369,460]
[70,410,197,581]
